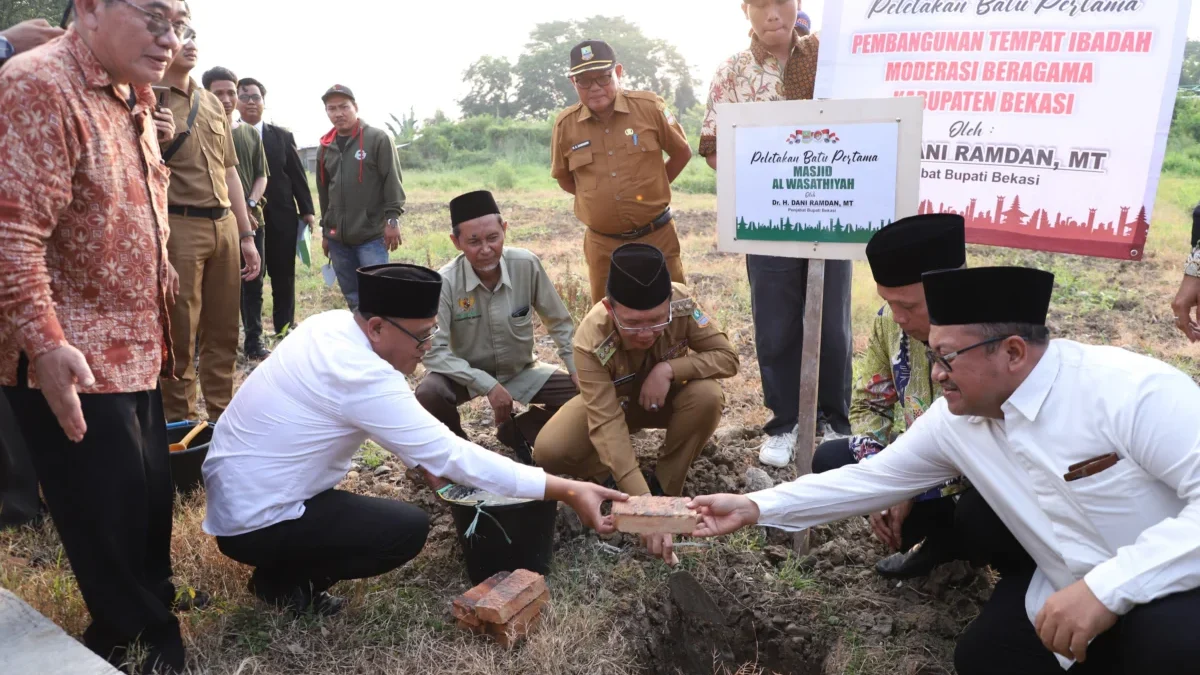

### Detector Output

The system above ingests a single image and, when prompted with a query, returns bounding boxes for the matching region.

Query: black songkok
[357,263,443,319]
[866,214,966,288]
[607,243,672,310]
[922,267,1054,326]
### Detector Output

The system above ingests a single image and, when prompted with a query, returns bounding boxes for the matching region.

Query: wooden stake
[792,259,826,555]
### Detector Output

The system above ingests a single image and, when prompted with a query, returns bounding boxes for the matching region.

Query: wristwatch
[240,231,256,240]
[247,198,258,210]
[0,37,15,68]
[386,217,400,228]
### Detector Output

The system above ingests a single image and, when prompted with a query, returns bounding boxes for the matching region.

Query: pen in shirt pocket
[511,305,531,318]
[1063,453,1121,482]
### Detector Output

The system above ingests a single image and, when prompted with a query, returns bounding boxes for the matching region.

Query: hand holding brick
[612,496,700,535]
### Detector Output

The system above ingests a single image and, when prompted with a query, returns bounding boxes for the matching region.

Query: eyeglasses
[573,73,614,90]
[611,307,672,335]
[115,0,196,42]
[382,317,440,347]
[926,335,1011,372]
[238,94,263,103]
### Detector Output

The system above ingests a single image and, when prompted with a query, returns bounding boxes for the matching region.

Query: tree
[458,56,516,118]
[461,15,699,120]
[0,0,67,30]
[1181,40,1200,88]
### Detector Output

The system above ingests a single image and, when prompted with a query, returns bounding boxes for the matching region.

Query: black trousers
[216,489,430,601]
[0,392,40,529]
[746,255,853,435]
[813,438,1033,576]
[956,572,1200,675]
[263,211,298,335]
[240,225,266,351]
[3,377,182,674]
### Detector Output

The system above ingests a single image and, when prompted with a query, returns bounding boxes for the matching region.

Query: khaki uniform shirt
[423,248,576,404]
[165,78,237,208]
[550,91,690,234]
[574,284,739,494]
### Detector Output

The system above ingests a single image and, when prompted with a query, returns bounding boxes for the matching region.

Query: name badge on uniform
[571,140,592,152]
[594,331,618,366]
[663,339,689,360]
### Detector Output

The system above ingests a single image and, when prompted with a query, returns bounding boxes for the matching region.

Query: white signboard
[733,121,900,245]
[815,0,1192,260]
[717,97,924,260]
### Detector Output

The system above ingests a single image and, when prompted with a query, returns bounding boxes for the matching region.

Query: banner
[734,122,900,244]
[816,0,1192,260]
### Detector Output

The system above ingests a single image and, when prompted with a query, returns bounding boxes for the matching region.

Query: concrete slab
[0,589,120,675]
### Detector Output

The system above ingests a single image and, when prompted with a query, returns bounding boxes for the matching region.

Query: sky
[186,0,1200,148]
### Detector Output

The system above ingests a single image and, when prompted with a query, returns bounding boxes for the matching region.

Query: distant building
[298,145,319,175]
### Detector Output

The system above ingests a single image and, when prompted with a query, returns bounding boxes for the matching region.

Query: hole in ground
[631,571,830,675]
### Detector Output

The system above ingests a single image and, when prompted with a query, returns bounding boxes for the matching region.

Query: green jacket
[317,121,405,246]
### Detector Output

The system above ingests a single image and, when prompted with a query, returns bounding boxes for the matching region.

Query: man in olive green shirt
[416,191,578,458]
[203,66,272,360]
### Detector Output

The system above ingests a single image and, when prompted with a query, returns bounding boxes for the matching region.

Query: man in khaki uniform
[551,40,693,303]
[159,32,260,422]
[536,243,737,498]
[416,191,578,457]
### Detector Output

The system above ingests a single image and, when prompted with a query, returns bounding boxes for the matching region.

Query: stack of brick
[451,569,549,648]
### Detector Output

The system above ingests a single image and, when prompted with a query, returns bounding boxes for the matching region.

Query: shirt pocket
[509,310,534,343]
[1062,459,1151,549]
[625,130,663,188]
[568,151,598,191]
[200,117,228,176]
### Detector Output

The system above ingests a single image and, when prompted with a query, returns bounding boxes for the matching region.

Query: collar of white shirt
[1001,340,1061,422]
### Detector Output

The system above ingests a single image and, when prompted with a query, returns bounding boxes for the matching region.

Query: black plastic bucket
[445,487,559,585]
[167,421,214,494]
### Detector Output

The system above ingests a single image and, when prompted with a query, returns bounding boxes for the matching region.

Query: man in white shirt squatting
[202,263,626,616]
[689,266,1200,674]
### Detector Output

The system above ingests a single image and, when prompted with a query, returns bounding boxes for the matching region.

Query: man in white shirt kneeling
[201,263,625,616]
[690,266,1200,674]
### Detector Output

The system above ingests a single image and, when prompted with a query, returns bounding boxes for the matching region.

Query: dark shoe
[248,576,344,617]
[245,346,271,361]
[875,539,952,580]
[311,592,346,617]
[172,588,211,612]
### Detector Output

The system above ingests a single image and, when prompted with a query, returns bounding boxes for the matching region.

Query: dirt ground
[2,189,1198,675]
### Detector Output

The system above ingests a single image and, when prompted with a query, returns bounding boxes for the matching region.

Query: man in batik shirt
[813,214,1028,581]
[699,1,854,467]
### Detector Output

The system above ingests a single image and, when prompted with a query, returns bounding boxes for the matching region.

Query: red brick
[486,589,549,647]
[612,496,699,535]
[456,617,485,636]
[474,569,546,625]
[452,571,510,626]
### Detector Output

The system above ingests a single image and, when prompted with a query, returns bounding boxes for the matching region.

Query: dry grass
[2,179,1198,674]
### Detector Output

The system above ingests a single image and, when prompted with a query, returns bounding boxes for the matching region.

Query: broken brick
[474,569,547,625]
[612,496,699,535]
[452,571,510,627]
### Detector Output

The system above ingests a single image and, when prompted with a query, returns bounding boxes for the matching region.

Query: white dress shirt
[750,340,1200,669]
[253,119,264,138]
[202,310,547,537]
